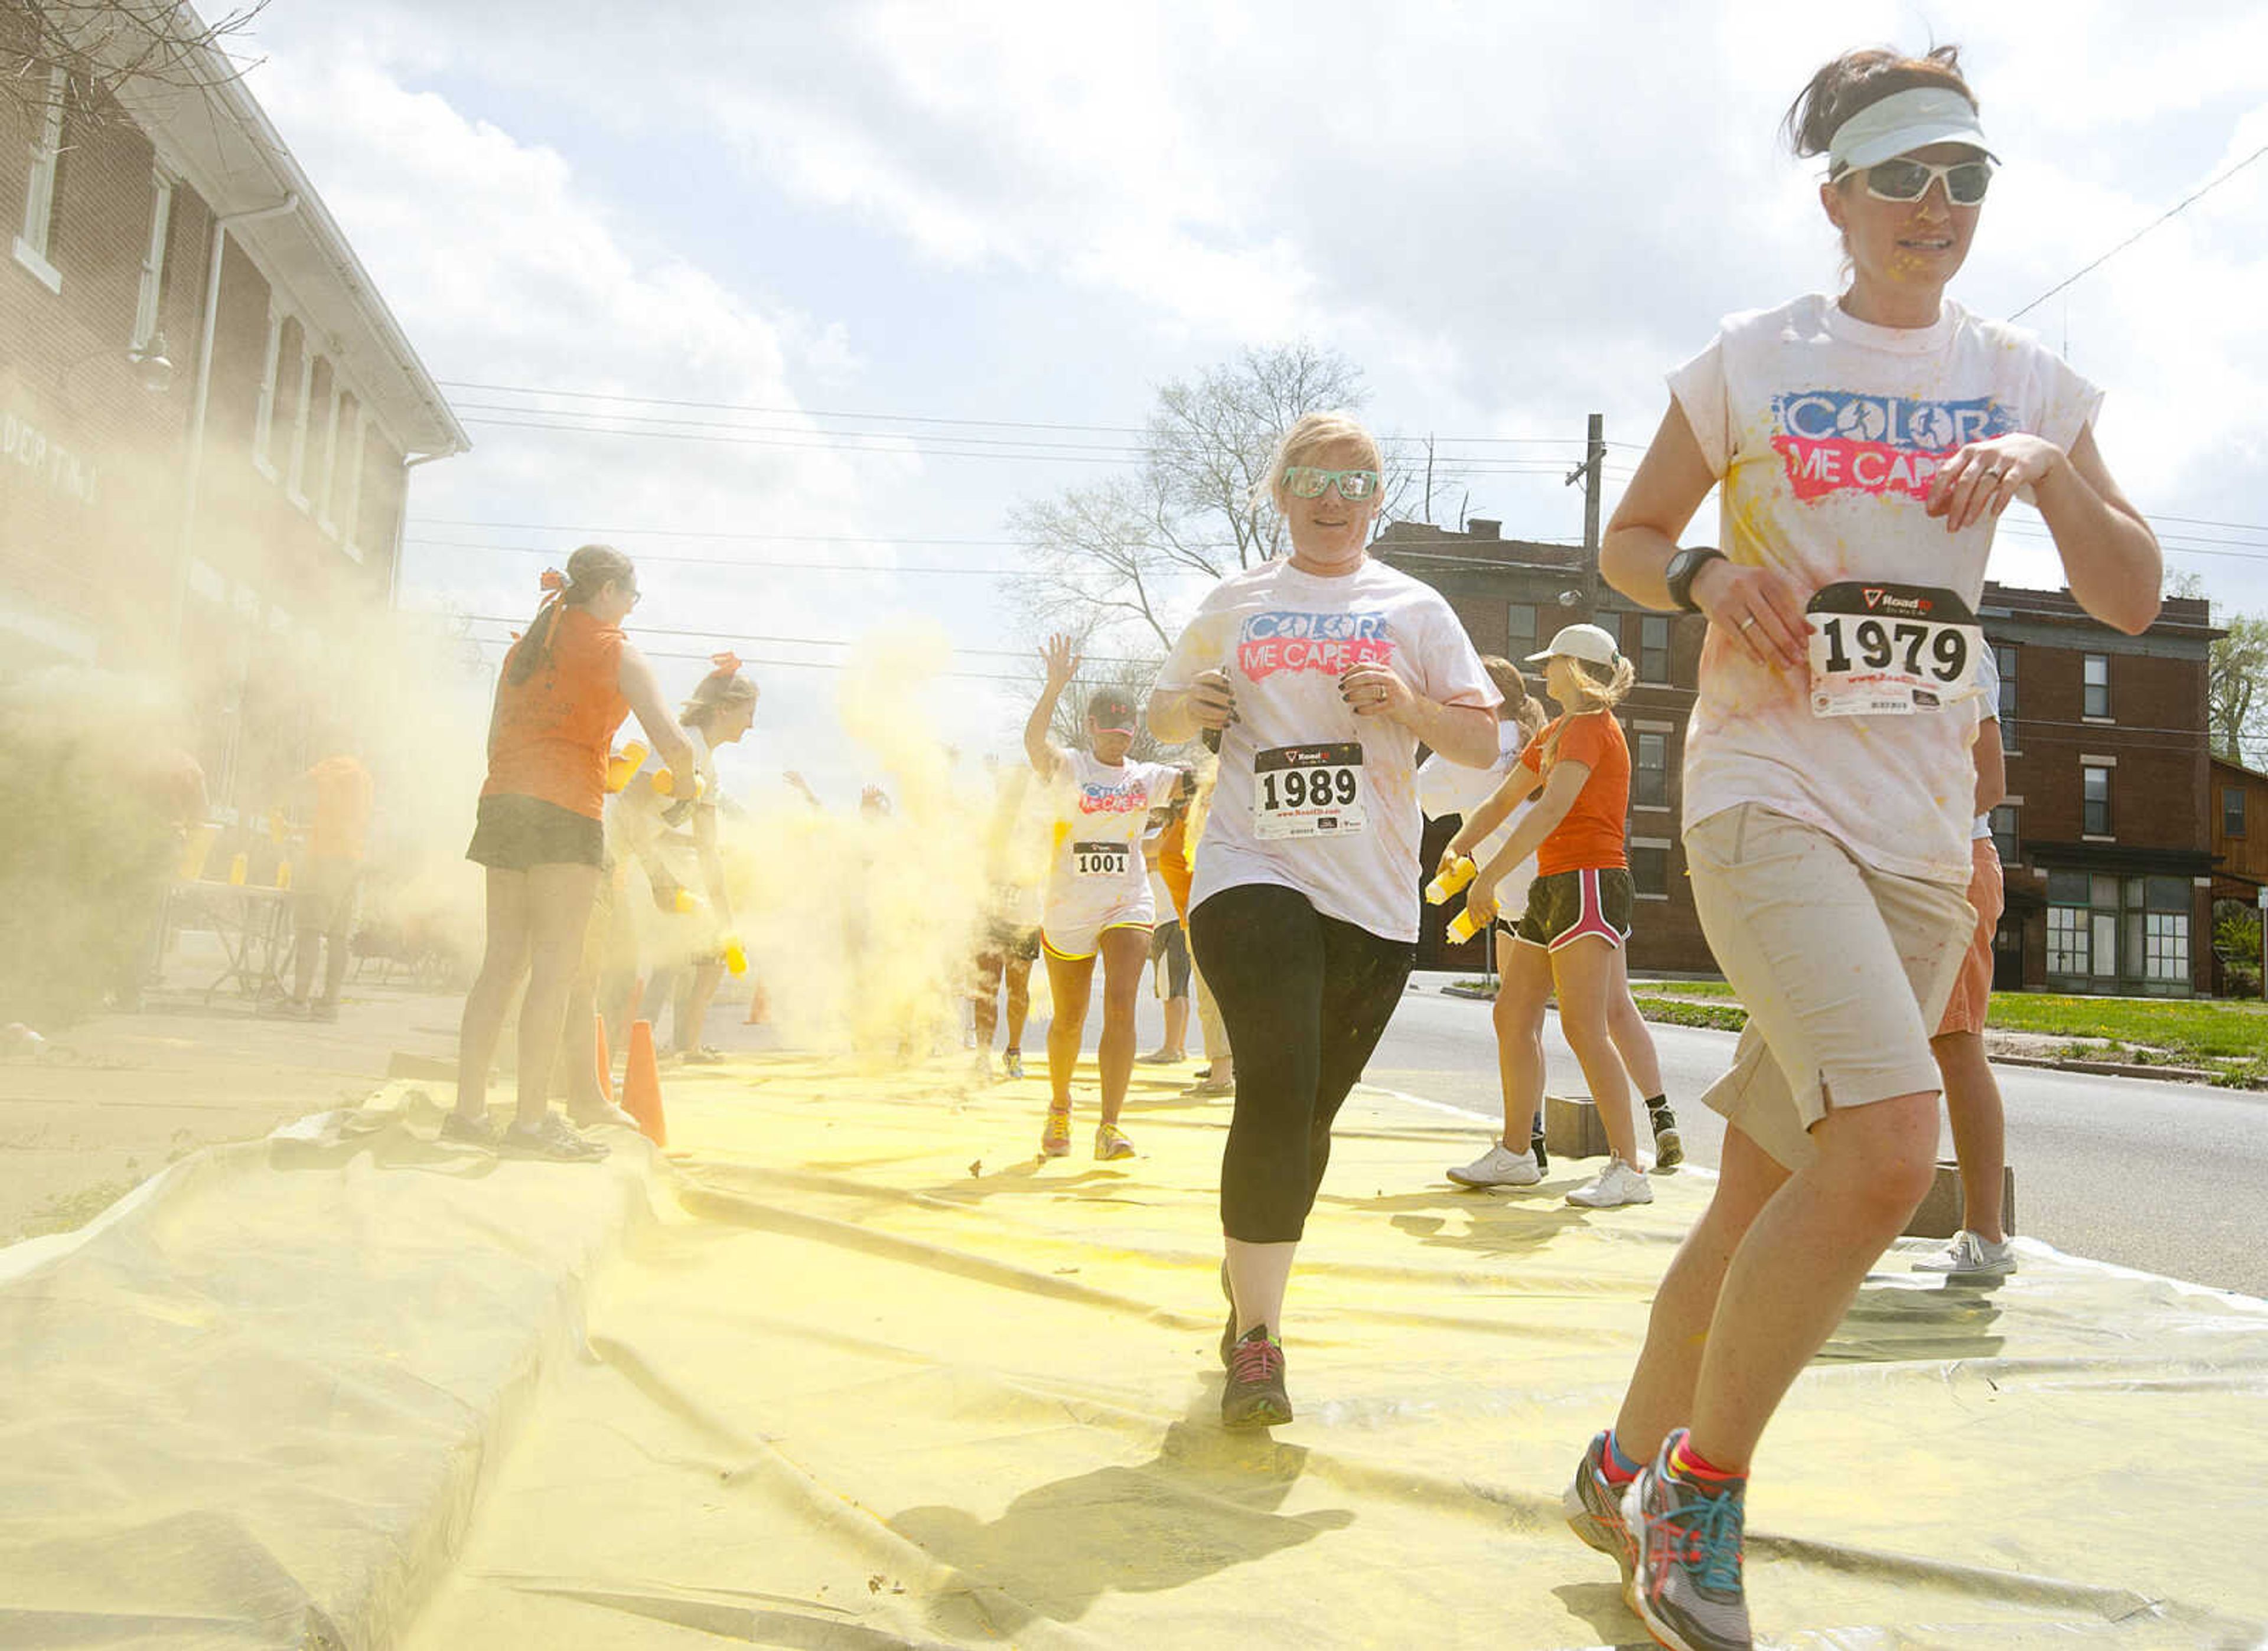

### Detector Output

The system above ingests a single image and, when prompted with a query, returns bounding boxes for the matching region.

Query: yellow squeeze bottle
[722,935,747,976]
[1446,905,1487,944]
[606,740,647,794]
[275,860,293,892]
[227,851,248,887]
[651,768,706,800]
[672,888,698,915]
[1425,856,1478,906]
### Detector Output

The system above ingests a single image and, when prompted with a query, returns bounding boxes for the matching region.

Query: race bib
[1252,742,1368,840]
[1070,841,1132,879]
[1806,582,1981,718]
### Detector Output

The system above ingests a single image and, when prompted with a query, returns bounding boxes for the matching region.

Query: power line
[437,377,1654,451]
[455,612,1150,666]
[2010,141,2268,320]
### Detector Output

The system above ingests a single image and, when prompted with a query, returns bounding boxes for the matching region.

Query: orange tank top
[481,606,630,821]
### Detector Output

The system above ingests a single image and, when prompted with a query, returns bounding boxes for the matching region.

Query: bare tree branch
[3,1,272,129]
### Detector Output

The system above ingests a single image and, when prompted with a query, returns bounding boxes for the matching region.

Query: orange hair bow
[539,568,566,593]
[709,651,742,677]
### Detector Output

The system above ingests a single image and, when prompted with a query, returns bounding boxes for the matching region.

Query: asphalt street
[1089,976,2268,1300]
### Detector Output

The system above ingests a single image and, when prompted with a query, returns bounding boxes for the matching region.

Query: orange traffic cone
[623,1018,667,1147]
[593,1014,615,1103]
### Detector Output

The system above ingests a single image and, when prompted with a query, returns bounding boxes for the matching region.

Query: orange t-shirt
[1157,812,1194,921]
[1519,710,1630,876]
[481,606,631,821]
[307,755,374,862]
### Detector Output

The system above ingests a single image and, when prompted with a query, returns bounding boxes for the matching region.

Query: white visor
[1827,86,1997,175]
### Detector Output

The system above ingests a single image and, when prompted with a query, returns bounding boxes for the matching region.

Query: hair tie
[539,568,566,594]
[709,651,742,677]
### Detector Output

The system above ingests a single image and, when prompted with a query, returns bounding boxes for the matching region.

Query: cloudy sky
[234,0,2268,798]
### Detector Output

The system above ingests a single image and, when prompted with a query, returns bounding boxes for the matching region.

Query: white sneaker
[1914,1229,2016,1277]
[1448,1143,1543,1187]
[1565,1159,1652,1209]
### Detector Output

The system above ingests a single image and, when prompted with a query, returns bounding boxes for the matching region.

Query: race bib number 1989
[1806,582,1982,718]
[1253,742,1368,840]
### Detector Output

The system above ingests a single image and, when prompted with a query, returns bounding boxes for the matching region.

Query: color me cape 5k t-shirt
[1518,710,1630,876]
[1041,750,1179,934]
[1670,294,2100,886]
[1157,557,1500,945]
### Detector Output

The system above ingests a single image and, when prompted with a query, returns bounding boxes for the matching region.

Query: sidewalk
[0,939,462,1244]
[5,1050,2263,1648]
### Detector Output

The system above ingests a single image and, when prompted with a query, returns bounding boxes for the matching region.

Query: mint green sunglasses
[1283,465,1381,501]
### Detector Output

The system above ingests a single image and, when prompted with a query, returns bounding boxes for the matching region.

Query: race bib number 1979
[1253,742,1368,840]
[1806,582,1982,718]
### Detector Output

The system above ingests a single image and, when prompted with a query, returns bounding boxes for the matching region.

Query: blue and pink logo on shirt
[1078,781,1152,817]
[1237,611,1396,680]
[1769,391,2014,503]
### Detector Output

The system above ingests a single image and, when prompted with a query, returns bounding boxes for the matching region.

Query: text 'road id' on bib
[1805,582,1981,718]
[1252,742,1368,840]
[1071,841,1131,879]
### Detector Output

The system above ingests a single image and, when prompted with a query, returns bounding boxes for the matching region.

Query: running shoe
[1135,1049,1181,1065]
[1094,1122,1136,1161]
[500,1114,610,1162]
[1221,1324,1291,1428]
[1447,1142,1542,1187]
[438,1109,498,1149]
[1563,1430,1638,1591]
[1002,1049,1025,1080]
[1217,1258,1239,1367]
[1184,1075,1235,1098]
[1650,1104,1684,1171]
[1622,1430,1751,1650]
[1040,1106,1072,1157]
[1914,1229,2016,1278]
[566,1098,640,1132]
[970,1051,995,1085]
[1567,1159,1653,1209]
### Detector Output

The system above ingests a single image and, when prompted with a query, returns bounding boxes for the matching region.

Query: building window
[286,348,322,507]
[2083,765,2111,836]
[1996,643,2018,751]
[2047,902,2088,975]
[1630,843,1669,897]
[2083,653,2110,719]
[253,308,284,472]
[1989,804,2018,864]
[132,170,175,350]
[2145,910,2190,983]
[2226,787,2247,838]
[1637,614,1670,684]
[1507,603,1536,661]
[13,66,68,292]
[1591,611,1620,654]
[1634,730,1669,808]
[316,377,344,534]
[2045,868,2190,987]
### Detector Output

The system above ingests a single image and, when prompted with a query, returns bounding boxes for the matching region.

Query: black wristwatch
[1663,546,1728,614]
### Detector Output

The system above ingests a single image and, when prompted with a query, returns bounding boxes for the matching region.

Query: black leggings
[1189,883,1415,1244]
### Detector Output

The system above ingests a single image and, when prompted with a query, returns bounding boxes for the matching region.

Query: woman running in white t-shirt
[1025,638,1179,1161]
[1560,45,2162,1651]
[1151,411,1500,1428]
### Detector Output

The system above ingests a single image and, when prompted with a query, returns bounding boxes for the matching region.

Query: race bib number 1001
[1071,841,1131,879]
[1253,742,1368,840]
[1806,582,1982,718]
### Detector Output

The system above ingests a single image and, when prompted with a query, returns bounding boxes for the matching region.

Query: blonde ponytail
[1540,656,1635,771]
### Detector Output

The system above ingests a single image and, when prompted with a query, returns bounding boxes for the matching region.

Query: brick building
[2205,754,2268,993]
[1,9,464,820]
[1379,521,2224,996]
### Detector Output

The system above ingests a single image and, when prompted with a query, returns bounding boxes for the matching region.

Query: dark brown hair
[506,543,634,686]
[1783,44,1976,165]
[1480,655,1547,742]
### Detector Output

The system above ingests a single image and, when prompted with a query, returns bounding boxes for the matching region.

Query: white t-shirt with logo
[1042,751,1178,935]
[1670,294,2100,885]
[1157,557,1500,944]
[1418,721,1540,918]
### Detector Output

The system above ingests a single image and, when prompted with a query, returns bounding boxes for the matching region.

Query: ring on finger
[1738,614,1759,631]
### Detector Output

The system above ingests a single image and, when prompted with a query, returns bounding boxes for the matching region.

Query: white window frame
[315,376,343,537]
[1629,835,1674,900]
[339,398,366,561]
[285,348,317,508]
[131,168,175,350]
[252,306,282,478]
[13,67,68,293]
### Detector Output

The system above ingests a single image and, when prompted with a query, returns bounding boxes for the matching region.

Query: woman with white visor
[1151,411,1500,1428]
[1558,47,2160,1651]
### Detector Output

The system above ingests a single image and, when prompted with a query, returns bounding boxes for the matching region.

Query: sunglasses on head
[1858,156,1993,206]
[1282,465,1381,501]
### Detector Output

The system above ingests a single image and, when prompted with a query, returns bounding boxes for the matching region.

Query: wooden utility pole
[1564,412,1606,611]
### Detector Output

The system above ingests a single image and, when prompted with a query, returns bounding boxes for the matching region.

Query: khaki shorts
[1685,805,1975,1172]
[1935,839,2004,1037]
